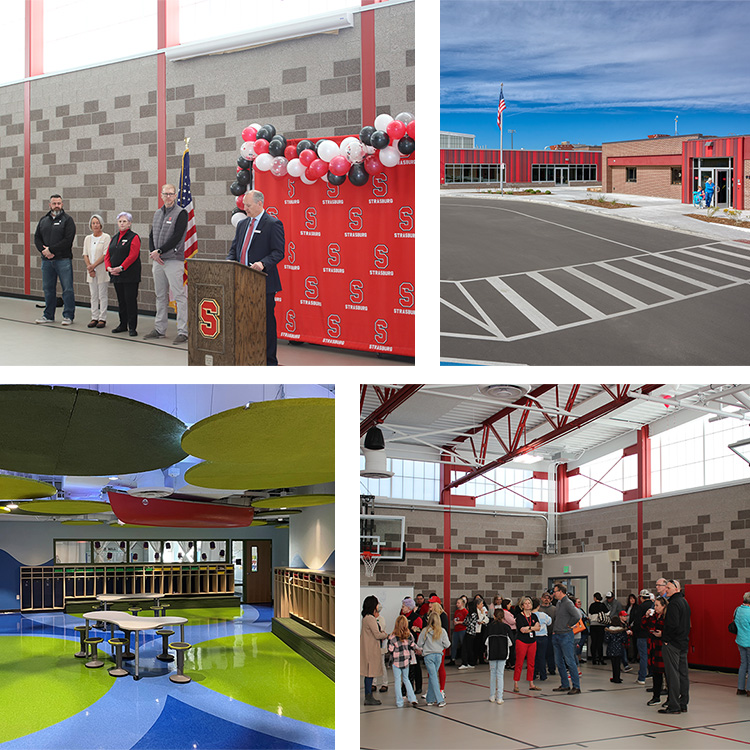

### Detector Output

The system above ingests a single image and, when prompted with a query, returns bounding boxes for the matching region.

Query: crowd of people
[361,579,749,713]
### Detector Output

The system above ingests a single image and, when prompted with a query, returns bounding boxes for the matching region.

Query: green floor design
[0,636,111,744]
[189,632,335,729]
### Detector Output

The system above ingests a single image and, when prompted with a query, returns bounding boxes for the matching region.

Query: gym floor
[0,605,334,750]
[360,659,749,749]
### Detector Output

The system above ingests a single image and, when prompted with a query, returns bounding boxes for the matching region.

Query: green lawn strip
[0,636,111,743]
[189,632,334,729]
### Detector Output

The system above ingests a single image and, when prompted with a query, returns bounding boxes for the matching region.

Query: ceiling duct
[480,384,531,401]
[361,448,394,479]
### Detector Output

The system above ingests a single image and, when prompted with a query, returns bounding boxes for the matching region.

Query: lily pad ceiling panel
[184,460,334,490]
[181,397,334,479]
[0,385,188,475]
[251,494,335,509]
[0,475,57,500]
[16,500,112,515]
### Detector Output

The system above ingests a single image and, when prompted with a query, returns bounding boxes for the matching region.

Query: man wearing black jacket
[34,194,77,325]
[659,579,691,714]
[629,590,653,683]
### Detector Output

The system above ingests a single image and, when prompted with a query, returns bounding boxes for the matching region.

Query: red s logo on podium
[199,298,220,338]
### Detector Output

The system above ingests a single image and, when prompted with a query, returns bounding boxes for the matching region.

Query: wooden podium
[187,258,267,366]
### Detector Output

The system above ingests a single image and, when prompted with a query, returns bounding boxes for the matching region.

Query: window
[443,164,504,184]
[463,466,541,508]
[671,167,682,185]
[360,457,440,502]
[626,167,637,183]
[569,450,637,507]
[0,2,24,84]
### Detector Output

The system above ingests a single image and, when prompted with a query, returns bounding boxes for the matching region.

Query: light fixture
[165,11,355,62]
[728,436,750,464]
[6,503,18,510]
[515,454,543,464]
[364,426,385,450]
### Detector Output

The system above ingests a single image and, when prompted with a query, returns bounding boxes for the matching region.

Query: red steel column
[636,426,650,591]
[360,0,377,128]
[440,459,451,608]
[156,0,179,196]
[556,463,569,512]
[24,0,43,294]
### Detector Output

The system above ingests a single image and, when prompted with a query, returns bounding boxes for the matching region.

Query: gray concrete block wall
[362,508,545,603]
[0,2,415,311]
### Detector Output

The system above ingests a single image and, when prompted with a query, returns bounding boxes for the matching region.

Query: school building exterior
[602,133,750,210]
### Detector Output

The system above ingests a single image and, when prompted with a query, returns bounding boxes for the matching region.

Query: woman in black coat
[105,212,142,335]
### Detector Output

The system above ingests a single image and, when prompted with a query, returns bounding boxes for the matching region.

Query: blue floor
[0,606,334,750]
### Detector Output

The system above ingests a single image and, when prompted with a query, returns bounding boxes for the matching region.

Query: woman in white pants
[82,214,111,327]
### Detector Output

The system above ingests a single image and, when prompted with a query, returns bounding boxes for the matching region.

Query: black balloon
[255,126,270,141]
[359,126,376,146]
[237,156,252,169]
[370,130,390,149]
[263,124,276,139]
[327,171,346,186]
[236,169,252,186]
[268,140,285,157]
[271,135,287,149]
[348,163,369,187]
[397,136,415,155]
[296,139,314,156]
[232,207,244,214]
[230,181,246,196]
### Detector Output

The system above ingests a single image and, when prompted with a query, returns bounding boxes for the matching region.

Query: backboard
[360,514,405,561]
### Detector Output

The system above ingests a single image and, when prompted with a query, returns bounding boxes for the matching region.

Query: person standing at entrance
[704,177,716,208]
[34,194,77,325]
[145,184,188,345]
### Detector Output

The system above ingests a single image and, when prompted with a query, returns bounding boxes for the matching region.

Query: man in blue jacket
[34,194,77,325]
[659,579,691,714]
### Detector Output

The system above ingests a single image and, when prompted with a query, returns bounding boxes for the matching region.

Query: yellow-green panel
[251,494,335,509]
[0,475,57,500]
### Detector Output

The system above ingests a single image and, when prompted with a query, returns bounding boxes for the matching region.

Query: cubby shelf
[274,567,334,637]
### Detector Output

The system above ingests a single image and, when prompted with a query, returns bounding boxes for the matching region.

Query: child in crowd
[417,612,451,707]
[604,611,630,683]
[485,608,513,704]
[387,615,419,708]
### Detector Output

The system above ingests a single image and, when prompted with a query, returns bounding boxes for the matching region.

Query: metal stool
[73,624,88,658]
[128,606,142,617]
[168,642,192,683]
[120,629,135,660]
[151,603,170,618]
[85,636,104,668]
[155,629,175,662]
[108,638,128,677]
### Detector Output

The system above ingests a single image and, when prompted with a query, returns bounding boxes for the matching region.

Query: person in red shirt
[449,596,469,666]
[415,593,430,618]
[105,212,142,336]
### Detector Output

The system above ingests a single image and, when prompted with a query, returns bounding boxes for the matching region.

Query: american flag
[497,85,506,128]
[178,145,197,284]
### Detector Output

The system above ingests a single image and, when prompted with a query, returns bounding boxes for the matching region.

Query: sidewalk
[441,185,750,243]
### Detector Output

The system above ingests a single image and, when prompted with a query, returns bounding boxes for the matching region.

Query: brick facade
[0,2,415,310]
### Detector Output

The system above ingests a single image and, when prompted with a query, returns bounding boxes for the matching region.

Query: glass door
[548,576,588,606]
[555,166,569,185]
[716,169,730,207]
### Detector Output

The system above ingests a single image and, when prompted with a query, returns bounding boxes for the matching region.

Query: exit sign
[563,565,571,574]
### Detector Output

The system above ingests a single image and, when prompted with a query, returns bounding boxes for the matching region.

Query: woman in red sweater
[105,212,142,336]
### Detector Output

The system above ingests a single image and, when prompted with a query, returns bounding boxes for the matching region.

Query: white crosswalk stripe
[442,243,750,341]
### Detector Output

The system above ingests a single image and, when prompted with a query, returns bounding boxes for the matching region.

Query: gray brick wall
[1,2,415,311]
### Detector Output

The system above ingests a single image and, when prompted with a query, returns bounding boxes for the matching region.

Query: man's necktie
[239,216,257,266]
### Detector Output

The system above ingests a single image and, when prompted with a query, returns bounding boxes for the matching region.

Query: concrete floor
[0,296,411,366]
[361,660,750,750]
[440,196,750,365]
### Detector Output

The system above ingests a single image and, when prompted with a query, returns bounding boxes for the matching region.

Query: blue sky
[441,0,750,150]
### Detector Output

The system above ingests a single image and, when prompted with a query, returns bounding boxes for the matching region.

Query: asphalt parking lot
[441,196,750,365]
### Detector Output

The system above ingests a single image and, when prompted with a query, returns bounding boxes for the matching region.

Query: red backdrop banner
[254,138,415,357]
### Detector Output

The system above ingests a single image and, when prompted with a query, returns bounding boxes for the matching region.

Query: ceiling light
[480,384,530,401]
[515,454,543,464]
[6,503,18,510]
[364,426,385,450]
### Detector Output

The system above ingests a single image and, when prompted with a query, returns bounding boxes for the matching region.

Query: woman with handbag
[589,592,609,665]
[733,591,750,695]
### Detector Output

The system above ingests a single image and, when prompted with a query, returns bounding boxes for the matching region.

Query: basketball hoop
[360,551,381,578]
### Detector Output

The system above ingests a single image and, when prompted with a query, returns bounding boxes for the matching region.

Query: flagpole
[500,82,504,196]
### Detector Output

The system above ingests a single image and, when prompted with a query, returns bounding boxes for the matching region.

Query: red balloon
[284,145,297,161]
[363,154,384,175]
[254,138,270,155]
[235,195,246,210]
[407,120,415,139]
[304,165,319,182]
[386,120,406,140]
[309,158,328,178]
[329,155,351,176]
[241,126,257,142]
[299,148,316,167]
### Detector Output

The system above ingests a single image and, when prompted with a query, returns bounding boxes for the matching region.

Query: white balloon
[317,139,340,162]
[250,122,262,131]
[240,141,256,160]
[231,212,245,228]
[342,140,365,164]
[300,173,317,185]
[379,145,401,168]
[364,144,376,156]
[321,171,329,183]
[254,153,273,171]
[395,111,415,124]
[374,113,393,131]
[287,158,305,177]
[340,136,359,151]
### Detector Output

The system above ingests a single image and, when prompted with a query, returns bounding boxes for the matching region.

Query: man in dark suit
[227,189,285,365]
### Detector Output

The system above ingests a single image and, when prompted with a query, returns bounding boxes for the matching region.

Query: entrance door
[555,167,569,186]
[548,576,589,606]
[716,169,730,207]
[243,539,273,604]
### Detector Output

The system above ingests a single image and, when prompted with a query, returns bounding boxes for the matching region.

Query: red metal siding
[682,137,744,209]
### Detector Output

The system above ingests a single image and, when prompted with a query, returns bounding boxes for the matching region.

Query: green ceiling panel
[0,475,57,500]
[184,460,334,491]
[18,500,112,515]
[0,385,187,475]
[181,398,334,470]
[251,494,335,509]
